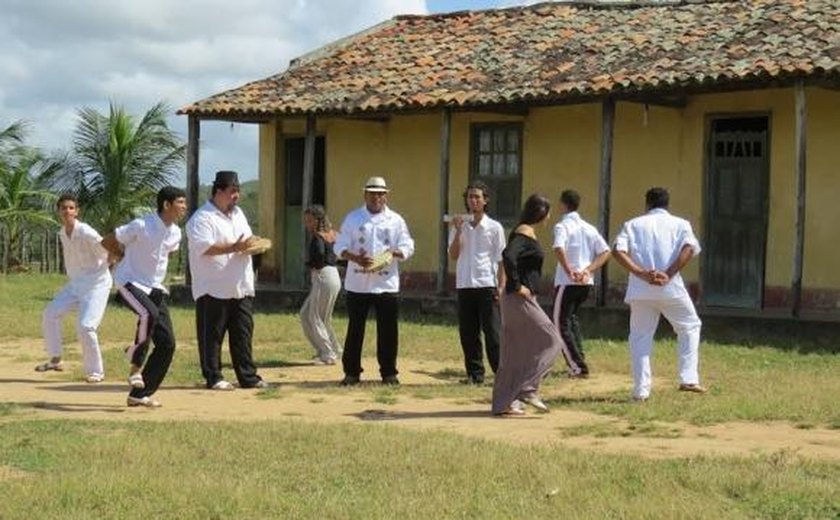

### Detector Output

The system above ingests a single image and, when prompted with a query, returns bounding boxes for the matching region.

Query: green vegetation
[1,274,839,519]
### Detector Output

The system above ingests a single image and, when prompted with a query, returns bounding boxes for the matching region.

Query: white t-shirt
[552,211,609,287]
[60,220,112,289]
[448,214,505,289]
[186,201,255,300]
[613,208,701,302]
[114,213,182,293]
[334,205,414,294]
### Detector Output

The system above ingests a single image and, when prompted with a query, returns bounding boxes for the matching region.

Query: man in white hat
[334,176,415,385]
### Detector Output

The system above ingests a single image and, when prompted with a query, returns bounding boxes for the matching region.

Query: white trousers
[628,294,702,399]
[42,282,111,377]
[300,266,342,361]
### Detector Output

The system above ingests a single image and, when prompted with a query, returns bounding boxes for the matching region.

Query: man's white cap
[364,176,390,193]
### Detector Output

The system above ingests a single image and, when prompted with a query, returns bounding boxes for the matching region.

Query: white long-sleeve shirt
[334,205,414,294]
[613,208,701,302]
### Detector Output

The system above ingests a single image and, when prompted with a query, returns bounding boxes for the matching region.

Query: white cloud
[0,0,426,184]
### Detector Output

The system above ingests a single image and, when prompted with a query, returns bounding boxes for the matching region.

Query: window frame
[468,122,523,225]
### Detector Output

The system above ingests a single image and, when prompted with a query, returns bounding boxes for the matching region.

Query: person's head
[157,186,188,223]
[559,189,580,213]
[211,170,241,213]
[303,205,332,234]
[363,176,389,214]
[645,187,670,210]
[463,180,490,215]
[519,193,551,226]
[56,193,78,225]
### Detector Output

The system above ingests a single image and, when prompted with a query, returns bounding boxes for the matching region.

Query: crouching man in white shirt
[612,187,706,401]
[334,176,414,386]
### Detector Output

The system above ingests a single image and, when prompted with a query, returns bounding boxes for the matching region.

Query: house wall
[258,86,840,311]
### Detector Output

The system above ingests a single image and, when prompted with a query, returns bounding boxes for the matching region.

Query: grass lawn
[1,273,839,519]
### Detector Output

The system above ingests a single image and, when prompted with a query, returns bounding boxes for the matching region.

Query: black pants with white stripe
[342,291,399,379]
[457,287,500,381]
[195,295,262,388]
[117,283,176,398]
[552,285,591,376]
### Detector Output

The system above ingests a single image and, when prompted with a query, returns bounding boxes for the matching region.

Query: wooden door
[703,117,769,308]
[283,136,325,288]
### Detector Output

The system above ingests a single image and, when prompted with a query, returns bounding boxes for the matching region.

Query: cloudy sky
[0,0,535,185]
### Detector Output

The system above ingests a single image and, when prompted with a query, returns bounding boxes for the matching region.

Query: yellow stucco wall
[259,86,840,294]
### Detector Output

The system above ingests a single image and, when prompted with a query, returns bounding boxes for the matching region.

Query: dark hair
[303,204,332,233]
[157,186,187,213]
[645,187,670,209]
[462,180,491,213]
[560,189,580,211]
[56,192,77,208]
[518,193,551,225]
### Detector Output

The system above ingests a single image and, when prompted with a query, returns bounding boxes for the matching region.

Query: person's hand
[571,270,591,284]
[645,270,669,286]
[452,215,464,231]
[230,234,247,253]
[517,285,532,299]
[355,249,374,268]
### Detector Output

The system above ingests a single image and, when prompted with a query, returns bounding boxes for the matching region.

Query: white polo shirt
[613,208,701,302]
[186,201,255,300]
[60,220,111,289]
[114,213,181,293]
[334,205,415,294]
[552,211,610,287]
[448,214,505,289]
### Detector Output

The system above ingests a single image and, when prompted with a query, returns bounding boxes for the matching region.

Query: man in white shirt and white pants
[613,187,706,401]
[38,193,112,383]
[552,190,610,378]
[448,181,506,385]
[334,176,415,386]
[186,170,266,391]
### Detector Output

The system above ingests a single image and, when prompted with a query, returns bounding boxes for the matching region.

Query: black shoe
[381,375,400,385]
[340,375,360,386]
[460,376,484,385]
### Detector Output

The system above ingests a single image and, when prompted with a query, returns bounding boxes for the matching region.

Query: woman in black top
[491,194,563,416]
[300,205,342,364]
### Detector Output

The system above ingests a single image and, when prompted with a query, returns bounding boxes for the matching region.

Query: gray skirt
[491,292,562,414]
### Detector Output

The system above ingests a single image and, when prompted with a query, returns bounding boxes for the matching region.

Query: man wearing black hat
[186,170,267,390]
[334,176,415,385]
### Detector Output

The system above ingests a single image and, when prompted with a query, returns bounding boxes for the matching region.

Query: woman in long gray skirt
[492,194,563,416]
[300,205,342,364]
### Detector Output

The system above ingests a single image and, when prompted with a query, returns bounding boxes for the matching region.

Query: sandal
[35,360,64,372]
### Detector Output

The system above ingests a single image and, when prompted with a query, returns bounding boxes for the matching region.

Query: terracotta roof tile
[180,0,840,117]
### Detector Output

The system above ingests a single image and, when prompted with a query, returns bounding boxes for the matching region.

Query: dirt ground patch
[1,340,838,460]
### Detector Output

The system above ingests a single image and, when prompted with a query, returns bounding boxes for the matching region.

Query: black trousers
[118,284,176,399]
[342,291,399,378]
[457,287,500,380]
[553,285,591,375]
[196,295,262,388]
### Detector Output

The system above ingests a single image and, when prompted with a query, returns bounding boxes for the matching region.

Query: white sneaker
[211,380,235,391]
[126,396,161,408]
[128,372,145,389]
[520,394,550,413]
[85,374,105,384]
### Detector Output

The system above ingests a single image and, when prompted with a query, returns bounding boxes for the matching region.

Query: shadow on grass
[351,408,541,421]
[257,359,321,369]
[38,383,128,393]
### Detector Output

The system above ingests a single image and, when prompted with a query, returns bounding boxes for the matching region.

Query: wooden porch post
[437,108,452,294]
[301,114,316,285]
[186,115,200,285]
[792,80,807,317]
[596,98,615,307]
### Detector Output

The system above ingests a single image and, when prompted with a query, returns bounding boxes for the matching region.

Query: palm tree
[0,121,61,270]
[48,102,185,233]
